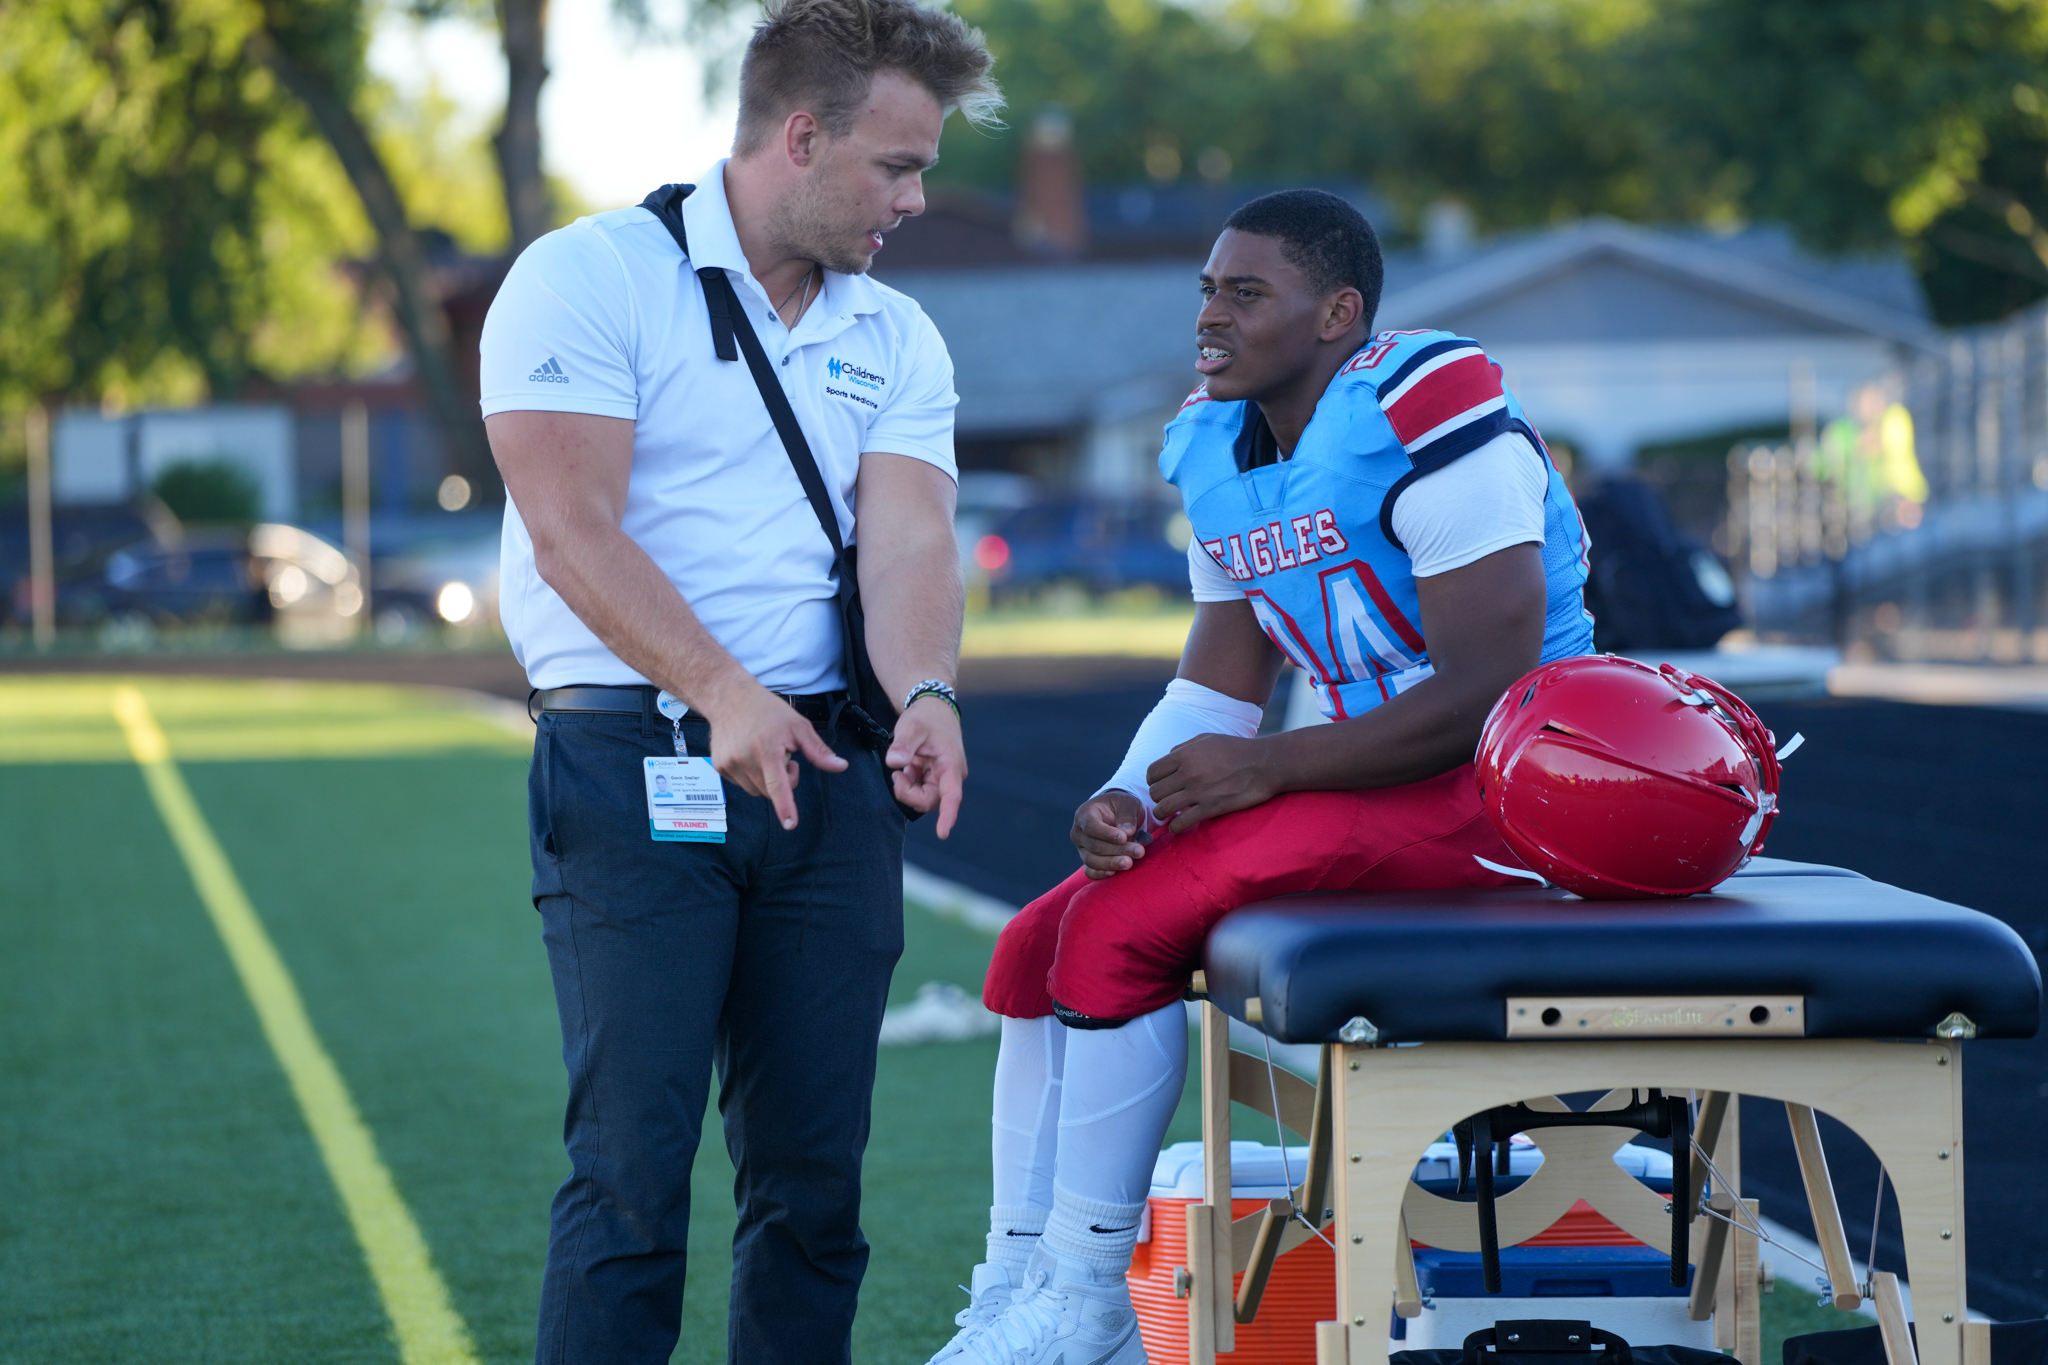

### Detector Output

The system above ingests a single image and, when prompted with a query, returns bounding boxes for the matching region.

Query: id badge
[644,756,726,843]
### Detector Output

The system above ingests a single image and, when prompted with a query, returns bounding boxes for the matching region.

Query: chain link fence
[1720,300,2048,660]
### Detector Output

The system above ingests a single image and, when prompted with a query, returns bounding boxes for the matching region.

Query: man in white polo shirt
[477,1,998,1358]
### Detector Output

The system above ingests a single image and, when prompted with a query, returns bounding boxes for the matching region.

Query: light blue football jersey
[1162,330,1594,720]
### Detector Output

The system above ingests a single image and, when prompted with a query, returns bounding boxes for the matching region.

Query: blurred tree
[1663,0,2048,325]
[0,0,499,472]
[934,0,1736,240]
[370,77,512,254]
[245,0,486,469]
[498,0,550,251]
[437,0,751,258]
[0,0,381,413]
[402,0,551,254]
[152,458,262,523]
[1303,0,1737,232]
[940,0,2048,322]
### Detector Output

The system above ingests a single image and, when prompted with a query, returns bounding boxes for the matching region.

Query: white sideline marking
[878,982,1000,1045]
[903,862,1016,934]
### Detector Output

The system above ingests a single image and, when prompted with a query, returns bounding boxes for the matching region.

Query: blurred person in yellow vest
[1818,385,1928,535]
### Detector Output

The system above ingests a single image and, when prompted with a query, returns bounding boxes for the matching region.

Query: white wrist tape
[1095,678,1266,824]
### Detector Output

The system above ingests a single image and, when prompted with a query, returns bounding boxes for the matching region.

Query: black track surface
[912,672,2048,1321]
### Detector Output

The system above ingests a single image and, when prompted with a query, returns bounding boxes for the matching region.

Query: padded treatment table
[1177,860,2041,1365]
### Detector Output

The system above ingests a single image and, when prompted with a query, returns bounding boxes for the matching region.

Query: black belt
[535,684,844,726]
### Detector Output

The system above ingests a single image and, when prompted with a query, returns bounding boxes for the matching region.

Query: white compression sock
[988,1015,1066,1272]
[987,1205,1045,1277]
[1053,1000,1189,1205]
[1044,1183,1148,1280]
[1035,1000,1189,1279]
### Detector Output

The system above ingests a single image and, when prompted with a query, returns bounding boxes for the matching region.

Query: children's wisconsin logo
[826,357,886,390]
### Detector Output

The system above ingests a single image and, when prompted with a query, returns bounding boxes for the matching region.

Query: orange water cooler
[1126,1138,1689,1362]
[1127,1142,1333,1365]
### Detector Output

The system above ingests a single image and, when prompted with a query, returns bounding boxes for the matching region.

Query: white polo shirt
[479,161,960,692]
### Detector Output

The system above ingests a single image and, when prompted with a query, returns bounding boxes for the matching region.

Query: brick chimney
[1014,106,1086,259]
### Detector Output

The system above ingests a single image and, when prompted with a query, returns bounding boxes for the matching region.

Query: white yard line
[903,862,1018,933]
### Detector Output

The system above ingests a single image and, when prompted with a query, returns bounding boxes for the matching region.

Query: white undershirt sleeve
[1390,430,1549,577]
[1186,538,1241,602]
[1094,678,1266,825]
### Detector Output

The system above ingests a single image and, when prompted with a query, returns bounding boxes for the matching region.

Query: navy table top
[1203,859,2042,1044]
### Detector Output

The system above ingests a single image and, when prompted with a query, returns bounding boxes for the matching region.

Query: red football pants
[982,763,1524,1023]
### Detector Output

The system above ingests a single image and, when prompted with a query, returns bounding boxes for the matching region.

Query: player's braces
[1245,1057,1897,1320]
[1259,1033,1338,1253]
[1687,1126,1894,1307]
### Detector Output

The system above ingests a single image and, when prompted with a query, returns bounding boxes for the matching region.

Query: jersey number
[1244,564,1428,718]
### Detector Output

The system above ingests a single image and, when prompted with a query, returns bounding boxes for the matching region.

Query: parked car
[63,523,362,645]
[4,504,159,628]
[971,496,1192,599]
[952,471,1037,576]
[369,532,501,643]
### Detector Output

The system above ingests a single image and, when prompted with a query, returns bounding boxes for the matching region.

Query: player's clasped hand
[707,682,849,831]
[1071,788,1149,879]
[1146,732,1277,834]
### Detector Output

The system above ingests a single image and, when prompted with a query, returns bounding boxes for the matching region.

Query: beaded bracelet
[902,678,960,716]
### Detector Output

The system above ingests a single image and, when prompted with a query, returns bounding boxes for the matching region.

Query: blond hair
[734,0,1002,155]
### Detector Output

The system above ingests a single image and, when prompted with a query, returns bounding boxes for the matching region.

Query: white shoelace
[953,1280,1009,1330]
[961,1269,1071,1361]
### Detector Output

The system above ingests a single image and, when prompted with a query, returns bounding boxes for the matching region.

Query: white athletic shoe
[951,1246,1148,1365]
[925,1262,1020,1363]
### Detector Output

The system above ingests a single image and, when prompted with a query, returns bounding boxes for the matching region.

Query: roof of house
[884,218,1938,440]
[885,259,1204,437]
[874,181,1383,270]
[1374,219,1936,349]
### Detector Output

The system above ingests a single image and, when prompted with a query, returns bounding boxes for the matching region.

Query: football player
[928,189,1595,1365]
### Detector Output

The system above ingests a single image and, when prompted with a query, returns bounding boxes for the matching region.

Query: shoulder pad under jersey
[1331,329,1510,469]
[1160,381,1246,484]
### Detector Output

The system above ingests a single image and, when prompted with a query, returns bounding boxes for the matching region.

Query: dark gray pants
[528,700,904,1364]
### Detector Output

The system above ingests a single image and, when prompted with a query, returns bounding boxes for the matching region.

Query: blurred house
[286,238,508,521]
[880,261,1211,499]
[881,134,1939,494]
[52,406,297,520]
[875,107,1382,499]
[46,235,507,537]
[1374,217,1941,470]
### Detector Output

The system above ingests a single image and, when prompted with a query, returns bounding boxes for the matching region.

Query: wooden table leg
[1190,1002,1235,1362]
[1732,1197,1762,1365]
[1320,1040,1966,1365]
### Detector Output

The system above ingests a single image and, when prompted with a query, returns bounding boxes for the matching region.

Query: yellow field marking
[111,685,481,1365]
[959,609,1194,659]
[0,675,530,765]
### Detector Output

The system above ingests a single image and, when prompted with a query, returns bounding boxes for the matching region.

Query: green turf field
[0,676,1021,1364]
[0,675,1845,1363]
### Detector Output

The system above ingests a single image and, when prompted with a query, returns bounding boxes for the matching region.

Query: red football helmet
[1475,655,1790,899]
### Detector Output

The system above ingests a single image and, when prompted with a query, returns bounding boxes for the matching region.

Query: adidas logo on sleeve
[528,357,569,383]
